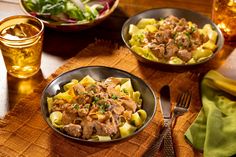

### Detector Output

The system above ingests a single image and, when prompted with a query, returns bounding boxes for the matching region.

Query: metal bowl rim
[121,7,224,67]
[41,65,157,143]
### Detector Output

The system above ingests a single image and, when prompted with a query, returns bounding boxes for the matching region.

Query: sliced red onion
[99,2,109,15]
[87,0,115,15]
[52,13,77,23]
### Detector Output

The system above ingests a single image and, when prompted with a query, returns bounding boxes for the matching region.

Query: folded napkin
[185,70,236,157]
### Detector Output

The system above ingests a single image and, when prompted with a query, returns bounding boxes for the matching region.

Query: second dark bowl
[121,8,224,71]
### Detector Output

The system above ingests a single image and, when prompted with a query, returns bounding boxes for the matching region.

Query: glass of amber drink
[0,15,44,78]
[212,0,236,41]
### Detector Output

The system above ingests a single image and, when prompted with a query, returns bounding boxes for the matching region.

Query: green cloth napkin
[185,70,236,157]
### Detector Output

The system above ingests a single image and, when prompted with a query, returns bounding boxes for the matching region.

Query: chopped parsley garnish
[104,103,110,110]
[73,104,80,110]
[98,105,105,114]
[98,103,110,113]
[174,32,179,39]
[93,96,100,103]
[111,94,118,99]
[178,43,183,49]
[185,32,191,39]
[98,109,105,114]
[190,26,196,32]
[137,34,145,42]
[122,89,128,94]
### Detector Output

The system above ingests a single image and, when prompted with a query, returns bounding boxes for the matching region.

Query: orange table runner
[0,40,203,157]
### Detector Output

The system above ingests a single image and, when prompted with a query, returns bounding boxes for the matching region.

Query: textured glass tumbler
[0,15,44,78]
[212,0,236,41]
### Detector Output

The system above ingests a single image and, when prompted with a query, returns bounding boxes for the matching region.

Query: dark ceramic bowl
[20,0,119,31]
[41,66,157,144]
[121,8,224,70]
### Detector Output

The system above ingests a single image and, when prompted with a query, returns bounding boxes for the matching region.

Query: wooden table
[0,1,236,156]
[0,0,235,117]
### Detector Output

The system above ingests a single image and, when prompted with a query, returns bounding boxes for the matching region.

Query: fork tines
[177,91,192,108]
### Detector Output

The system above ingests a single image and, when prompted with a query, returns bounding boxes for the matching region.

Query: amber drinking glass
[0,15,44,78]
[212,0,236,41]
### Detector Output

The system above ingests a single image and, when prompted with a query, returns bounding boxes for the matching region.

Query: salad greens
[23,0,115,23]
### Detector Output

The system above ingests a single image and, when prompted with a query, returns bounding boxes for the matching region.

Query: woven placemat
[0,40,203,157]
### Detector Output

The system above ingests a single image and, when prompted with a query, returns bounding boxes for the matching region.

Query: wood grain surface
[0,40,203,157]
[0,0,235,155]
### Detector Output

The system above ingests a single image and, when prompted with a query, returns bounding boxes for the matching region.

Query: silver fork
[171,91,192,128]
[143,91,192,157]
[162,91,192,156]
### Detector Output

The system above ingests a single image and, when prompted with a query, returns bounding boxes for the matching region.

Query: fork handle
[143,126,169,157]
[163,122,175,157]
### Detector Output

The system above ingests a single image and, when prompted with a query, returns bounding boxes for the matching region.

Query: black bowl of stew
[41,66,157,144]
[121,8,224,70]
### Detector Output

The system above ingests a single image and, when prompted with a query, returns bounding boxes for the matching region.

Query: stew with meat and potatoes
[129,15,218,64]
[47,75,147,141]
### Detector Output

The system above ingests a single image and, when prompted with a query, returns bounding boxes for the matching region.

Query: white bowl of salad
[20,0,119,31]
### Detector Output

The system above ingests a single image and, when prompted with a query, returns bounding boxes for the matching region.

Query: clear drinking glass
[212,0,236,41]
[0,15,44,78]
